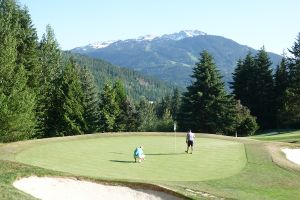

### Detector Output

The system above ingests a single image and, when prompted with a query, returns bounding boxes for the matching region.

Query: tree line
[1,0,300,142]
[0,0,179,142]
[176,34,300,135]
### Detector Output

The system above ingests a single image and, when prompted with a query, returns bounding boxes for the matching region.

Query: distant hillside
[71,30,282,87]
[63,52,175,101]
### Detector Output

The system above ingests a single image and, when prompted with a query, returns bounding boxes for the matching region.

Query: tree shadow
[109,160,135,163]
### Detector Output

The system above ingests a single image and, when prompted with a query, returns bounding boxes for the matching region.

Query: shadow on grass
[109,160,135,163]
[289,140,300,143]
[146,153,186,156]
[109,152,126,155]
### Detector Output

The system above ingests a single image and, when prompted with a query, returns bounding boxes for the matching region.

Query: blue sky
[20,0,300,54]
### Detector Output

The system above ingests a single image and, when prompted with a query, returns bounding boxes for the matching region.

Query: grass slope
[0,132,300,200]
[251,130,300,143]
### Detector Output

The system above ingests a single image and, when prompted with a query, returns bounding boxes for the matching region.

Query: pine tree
[60,59,85,135]
[99,82,119,132]
[113,80,127,131]
[171,88,181,121]
[156,108,174,132]
[112,80,139,131]
[274,56,289,127]
[136,97,157,131]
[253,47,275,128]
[156,94,171,119]
[79,66,100,133]
[178,51,238,134]
[118,98,139,131]
[231,53,255,109]
[281,33,300,127]
[36,25,63,137]
[231,48,275,129]
[0,0,36,142]
[15,6,40,90]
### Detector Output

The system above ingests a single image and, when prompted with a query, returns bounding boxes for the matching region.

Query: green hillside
[63,52,177,101]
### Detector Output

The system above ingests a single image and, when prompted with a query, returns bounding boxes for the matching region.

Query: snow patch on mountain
[137,34,157,41]
[88,40,118,49]
[161,30,206,40]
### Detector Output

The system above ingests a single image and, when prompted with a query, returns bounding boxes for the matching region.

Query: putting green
[16,135,246,181]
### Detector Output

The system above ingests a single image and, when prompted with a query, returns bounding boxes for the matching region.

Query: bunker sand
[13,176,183,200]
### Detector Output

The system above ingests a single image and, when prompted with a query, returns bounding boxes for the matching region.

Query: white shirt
[187,131,195,141]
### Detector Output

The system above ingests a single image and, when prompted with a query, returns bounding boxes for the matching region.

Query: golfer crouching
[133,146,145,163]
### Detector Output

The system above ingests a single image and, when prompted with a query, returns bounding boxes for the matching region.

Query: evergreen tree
[136,97,157,131]
[113,79,127,106]
[235,100,259,136]
[171,88,181,121]
[231,54,255,110]
[156,94,171,119]
[113,80,127,131]
[0,0,36,142]
[281,33,300,127]
[231,48,275,129]
[155,93,175,131]
[118,98,139,131]
[15,6,40,90]
[99,82,119,132]
[274,56,289,127]
[60,59,85,135]
[178,51,238,134]
[253,47,275,128]
[36,25,63,137]
[156,109,174,132]
[79,66,100,133]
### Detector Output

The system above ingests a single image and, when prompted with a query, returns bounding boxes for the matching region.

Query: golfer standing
[185,130,195,154]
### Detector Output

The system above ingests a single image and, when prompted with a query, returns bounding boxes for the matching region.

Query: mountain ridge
[71,30,282,87]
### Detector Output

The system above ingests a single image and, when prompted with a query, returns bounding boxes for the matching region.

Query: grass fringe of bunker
[265,141,300,172]
[0,160,190,200]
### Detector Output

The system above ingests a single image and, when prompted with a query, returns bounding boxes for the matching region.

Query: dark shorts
[187,140,194,147]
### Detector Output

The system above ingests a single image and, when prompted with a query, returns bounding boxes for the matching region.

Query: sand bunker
[13,176,182,200]
[282,148,300,166]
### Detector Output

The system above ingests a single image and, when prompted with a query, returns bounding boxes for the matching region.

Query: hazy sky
[19,0,300,54]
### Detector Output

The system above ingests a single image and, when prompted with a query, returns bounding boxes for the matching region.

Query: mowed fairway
[15,135,246,182]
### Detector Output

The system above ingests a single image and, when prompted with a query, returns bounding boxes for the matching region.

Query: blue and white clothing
[134,147,144,157]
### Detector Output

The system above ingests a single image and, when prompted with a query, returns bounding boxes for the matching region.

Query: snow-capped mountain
[71,30,281,87]
[74,40,118,51]
[134,30,206,41]
[73,30,206,51]
[90,40,117,48]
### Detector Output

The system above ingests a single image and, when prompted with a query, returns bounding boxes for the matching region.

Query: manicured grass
[1,132,300,200]
[15,135,246,181]
[251,130,300,143]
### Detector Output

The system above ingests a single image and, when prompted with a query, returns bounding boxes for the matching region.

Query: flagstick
[174,122,177,153]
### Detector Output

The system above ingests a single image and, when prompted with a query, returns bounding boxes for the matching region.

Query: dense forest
[0,0,300,143]
[63,52,176,101]
[0,0,179,142]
